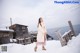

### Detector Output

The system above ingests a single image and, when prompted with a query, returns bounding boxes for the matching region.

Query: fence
[55,21,76,46]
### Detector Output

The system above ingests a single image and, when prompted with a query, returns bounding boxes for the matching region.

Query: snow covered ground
[0,34,80,53]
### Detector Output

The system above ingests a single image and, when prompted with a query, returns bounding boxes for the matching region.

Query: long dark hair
[37,18,42,27]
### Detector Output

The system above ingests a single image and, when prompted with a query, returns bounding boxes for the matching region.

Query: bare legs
[34,42,37,52]
[34,46,37,52]
[42,44,46,50]
[34,42,46,52]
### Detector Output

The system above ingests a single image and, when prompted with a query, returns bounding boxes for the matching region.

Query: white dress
[37,22,47,44]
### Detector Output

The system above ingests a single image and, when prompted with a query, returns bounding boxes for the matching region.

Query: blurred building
[0,29,14,44]
[9,24,32,45]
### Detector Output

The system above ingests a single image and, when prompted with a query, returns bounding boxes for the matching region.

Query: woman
[34,17,47,52]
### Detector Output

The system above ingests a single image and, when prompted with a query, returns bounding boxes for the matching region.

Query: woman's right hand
[44,33,47,40]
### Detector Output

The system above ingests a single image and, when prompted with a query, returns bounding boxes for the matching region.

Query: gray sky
[0,0,80,31]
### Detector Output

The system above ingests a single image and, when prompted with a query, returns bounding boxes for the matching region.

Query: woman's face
[40,18,43,22]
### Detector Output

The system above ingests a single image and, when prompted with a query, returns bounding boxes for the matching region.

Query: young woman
[34,17,47,52]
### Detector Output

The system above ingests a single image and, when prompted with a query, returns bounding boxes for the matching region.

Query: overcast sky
[0,0,80,31]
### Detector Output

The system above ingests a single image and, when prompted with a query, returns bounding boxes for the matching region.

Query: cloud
[0,0,80,31]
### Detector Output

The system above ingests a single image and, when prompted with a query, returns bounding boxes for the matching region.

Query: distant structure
[9,24,29,38]
[9,24,32,45]
[0,29,14,44]
[10,18,12,26]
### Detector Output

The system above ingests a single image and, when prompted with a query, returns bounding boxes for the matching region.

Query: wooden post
[68,21,76,36]
[55,31,67,46]
[10,18,12,26]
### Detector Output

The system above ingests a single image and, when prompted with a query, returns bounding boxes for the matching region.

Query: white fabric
[37,22,47,43]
